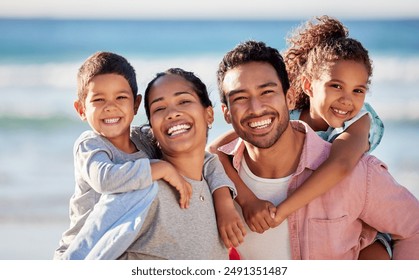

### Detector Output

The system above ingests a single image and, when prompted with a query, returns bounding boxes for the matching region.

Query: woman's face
[147,74,214,157]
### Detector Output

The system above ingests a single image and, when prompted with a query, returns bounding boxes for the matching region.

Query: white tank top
[235,157,292,259]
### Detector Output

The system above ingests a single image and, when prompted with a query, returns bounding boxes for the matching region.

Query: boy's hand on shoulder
[151,161,192,208]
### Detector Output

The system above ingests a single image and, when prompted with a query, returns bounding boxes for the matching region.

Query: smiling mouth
[248,118,272,129]
[332,108,350,116]
[167,123,191,136]
[103,118,120,124]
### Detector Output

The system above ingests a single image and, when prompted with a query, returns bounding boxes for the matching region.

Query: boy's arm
[78,137,191,208]
[274,114,370,224]
[207,130,276,234]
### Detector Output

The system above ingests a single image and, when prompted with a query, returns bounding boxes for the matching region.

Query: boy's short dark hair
[76,51,138,104]
[217,40,290,106]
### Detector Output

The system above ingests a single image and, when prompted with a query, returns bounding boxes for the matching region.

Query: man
[215,40,419,259]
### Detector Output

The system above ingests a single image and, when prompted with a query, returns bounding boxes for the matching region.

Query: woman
[119,68,235,259]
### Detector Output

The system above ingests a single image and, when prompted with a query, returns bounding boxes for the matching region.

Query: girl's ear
[302,76,314,97]
[74,100,86,120]
[134,95,142,115]
[221,104,232,124]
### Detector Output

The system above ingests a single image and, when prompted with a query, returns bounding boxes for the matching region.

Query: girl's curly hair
[283,15,373,110]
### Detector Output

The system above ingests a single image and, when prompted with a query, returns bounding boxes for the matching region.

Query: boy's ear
[74,100,86,120]
[302,76,314,97]
[134,95,142,115]
[221,104,232,124]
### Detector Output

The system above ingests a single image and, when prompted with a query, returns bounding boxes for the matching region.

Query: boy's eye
[92,98,104,102]
[117,95,128,100]
[331,84,342,89]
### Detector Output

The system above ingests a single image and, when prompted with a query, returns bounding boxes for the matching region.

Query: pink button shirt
[219,121,419,259]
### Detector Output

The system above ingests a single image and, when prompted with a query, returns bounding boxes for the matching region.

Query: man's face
[221,61,289,149]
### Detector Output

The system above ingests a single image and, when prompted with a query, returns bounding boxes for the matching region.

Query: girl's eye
[92,98,104,102]
[354,89,366,94]
[331,84,342,89]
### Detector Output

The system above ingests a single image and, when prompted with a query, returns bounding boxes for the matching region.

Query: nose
[339,91,353,106]
[249,96,264,114]
[165,105,182,120]
[104,100,117,112]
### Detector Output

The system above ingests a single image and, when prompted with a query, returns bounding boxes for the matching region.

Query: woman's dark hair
[143,68,212,124]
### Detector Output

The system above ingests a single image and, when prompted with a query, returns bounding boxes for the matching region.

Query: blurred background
[1,0,418,259]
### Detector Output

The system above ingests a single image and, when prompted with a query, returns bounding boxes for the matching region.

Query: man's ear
[302,76,314,97]
[134,95,142,115]
[221,103,232,124]
[74,100,86,121]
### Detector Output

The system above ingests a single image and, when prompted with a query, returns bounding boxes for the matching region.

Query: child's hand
[270,203,287,228]
[162,165,192,209]
[151,161,192,208]
[241,196,276,234]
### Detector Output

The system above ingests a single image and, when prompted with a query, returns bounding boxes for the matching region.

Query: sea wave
[0,55,418,121]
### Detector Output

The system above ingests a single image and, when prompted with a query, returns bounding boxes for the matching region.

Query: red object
[229,247,240,260]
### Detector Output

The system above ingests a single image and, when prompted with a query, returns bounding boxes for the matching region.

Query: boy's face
[74,73,141,142]
[221,61,289,149]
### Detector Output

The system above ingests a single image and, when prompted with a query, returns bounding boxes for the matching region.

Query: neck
[162,149,205,181]
[243,123,305,178]
[300,109,328,132]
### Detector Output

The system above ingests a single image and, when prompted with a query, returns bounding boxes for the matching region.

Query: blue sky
[1,0,419,19]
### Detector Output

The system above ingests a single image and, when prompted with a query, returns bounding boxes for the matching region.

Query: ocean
[0,19,418,259]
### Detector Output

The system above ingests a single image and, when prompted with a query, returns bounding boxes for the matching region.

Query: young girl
[210,16,389,259]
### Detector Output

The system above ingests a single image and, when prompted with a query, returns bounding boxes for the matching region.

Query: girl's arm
[208,130,276,234]
[273,114,371,224]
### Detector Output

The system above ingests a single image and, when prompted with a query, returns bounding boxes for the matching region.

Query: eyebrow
[227,82,279,98]
[149,91,194,107]
[330,79,368,89]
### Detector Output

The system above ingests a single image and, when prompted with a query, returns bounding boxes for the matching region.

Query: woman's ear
[302,76,314,97]
[221,104,232,124]
[134,95,142,114]
[206,106,214,128]
[74,100,86,120]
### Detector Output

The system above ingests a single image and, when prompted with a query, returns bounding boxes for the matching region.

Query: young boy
[54,52,235,259]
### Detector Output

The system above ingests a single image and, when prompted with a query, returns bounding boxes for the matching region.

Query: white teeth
[249,119,272,129]
[167,124,191,136]
[332,108,349,115]
[104,118,120,124]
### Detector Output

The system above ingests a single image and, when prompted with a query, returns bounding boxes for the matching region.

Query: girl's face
[304,60,369,130]
[147,74,214,157]
[74,73,140,146]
